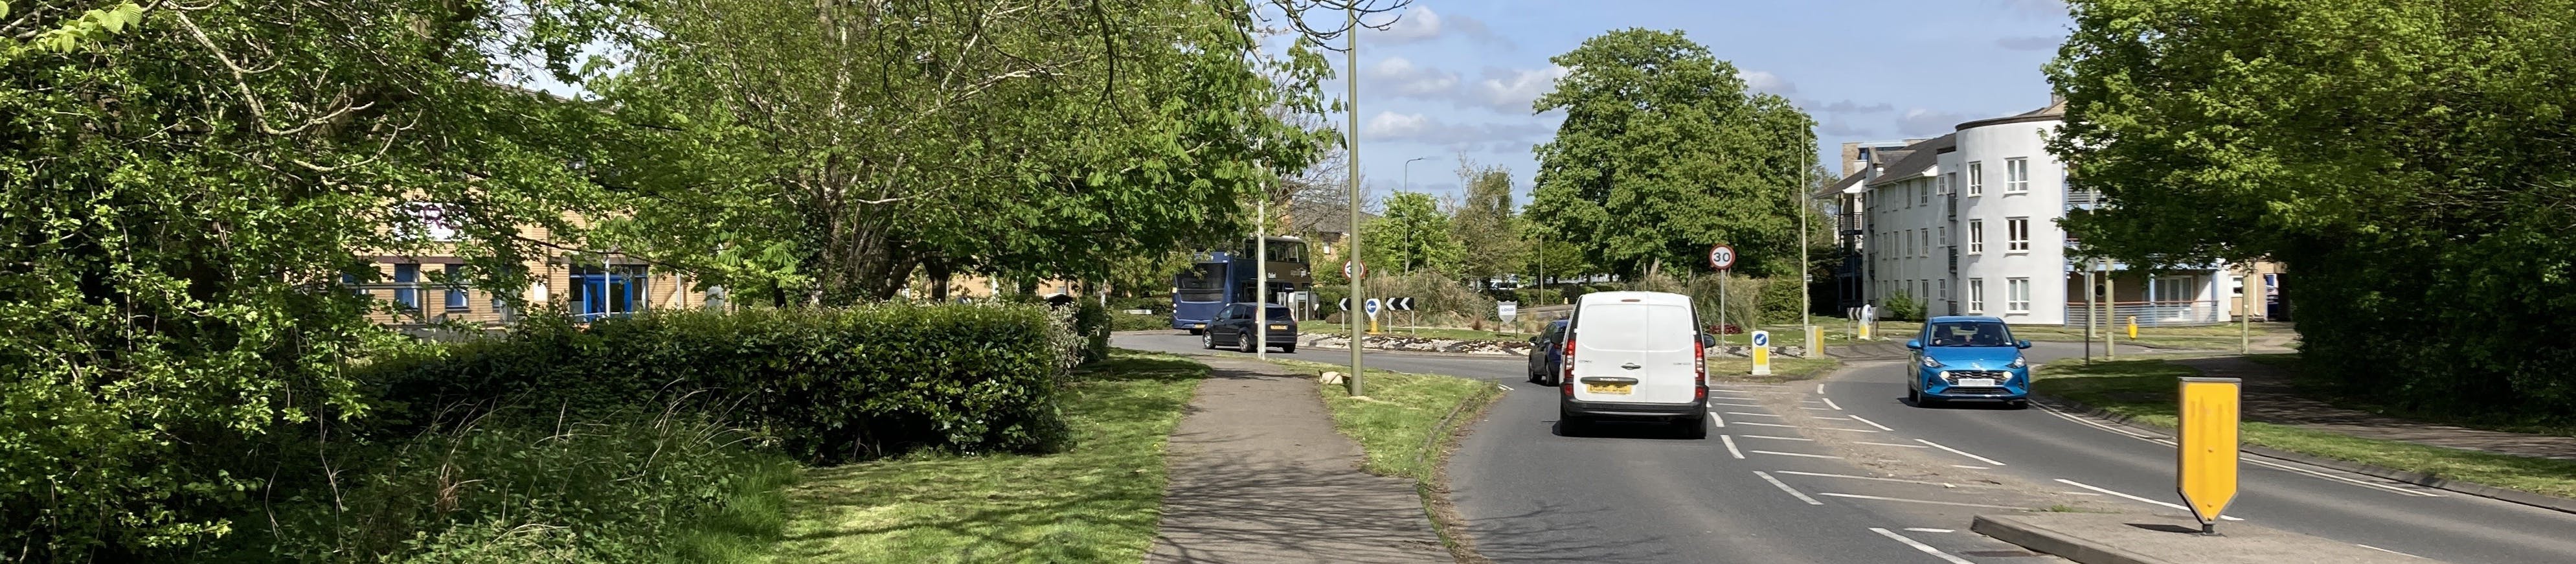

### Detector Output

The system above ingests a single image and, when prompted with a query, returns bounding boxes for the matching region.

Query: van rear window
[1577,304,1691,352]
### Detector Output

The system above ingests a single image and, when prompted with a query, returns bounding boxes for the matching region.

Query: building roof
[1818,169,1867,199]
[1954,96,2068,131]
[1862,134,1958,187]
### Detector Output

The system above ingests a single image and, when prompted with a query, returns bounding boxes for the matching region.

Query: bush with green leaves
[1883,291,1925,322]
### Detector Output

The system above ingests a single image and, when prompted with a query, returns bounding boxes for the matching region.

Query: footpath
[1146,357,1449,564]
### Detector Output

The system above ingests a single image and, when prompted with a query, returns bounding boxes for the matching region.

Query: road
[1114,332,2576,563]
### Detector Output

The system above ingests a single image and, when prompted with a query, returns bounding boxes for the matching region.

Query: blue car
[1524,319,1570,386]
[1905,316,2033,408]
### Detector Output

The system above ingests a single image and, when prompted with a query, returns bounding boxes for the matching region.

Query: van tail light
[1693,337,1709,400]
[1561,335,1577,396]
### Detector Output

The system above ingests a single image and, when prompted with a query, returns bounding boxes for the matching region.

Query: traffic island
[1971,513,2442,564]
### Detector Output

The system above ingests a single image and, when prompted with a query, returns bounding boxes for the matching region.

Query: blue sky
[1318,0,2074,205]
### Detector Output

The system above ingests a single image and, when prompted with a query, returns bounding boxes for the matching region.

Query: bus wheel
[1188,328,1203,335]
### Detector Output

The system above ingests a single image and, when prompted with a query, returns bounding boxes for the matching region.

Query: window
[392,264,420,310]
[1967,162,1984,196]
[2005,158,2030,193]
[1919,181,1930,205]
[1947,172,1960,197]
[1918,229,1930,258]
[1937,226,1948,249]
[442,264,468,311]
[1967,220,1985,253]
[2007,217,2031,252]
[1969,279,1986,313]
[1921,280,1932,302]
[1936,174,1949,196]
[2007,278,2031,313]
[1938,278,1949,300]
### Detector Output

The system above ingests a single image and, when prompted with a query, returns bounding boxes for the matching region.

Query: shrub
[1112,313,1172,332]
[1070,300,1112,365]
[1884,291,1925,322]
[372,304,1072,464]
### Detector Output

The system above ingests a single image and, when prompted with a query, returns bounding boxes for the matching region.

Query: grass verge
[762,350,1206,563]
[2035,359,2576,499]
[1276,358,1502,562]
[1708,355,1842,383]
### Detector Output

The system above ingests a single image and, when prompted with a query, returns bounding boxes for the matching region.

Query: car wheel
[1280,344,1295,354]
[2007,399,2031,409]
[1201,331,1214,350]
[1240,333,1257,353]
[1677,415,1708,439]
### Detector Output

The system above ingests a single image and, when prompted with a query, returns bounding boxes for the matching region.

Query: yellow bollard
[2127,316,2139,339]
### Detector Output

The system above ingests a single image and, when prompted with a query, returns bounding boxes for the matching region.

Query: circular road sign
[1344,261,1365,279]
[1708,244,1737,270]
[1363,298,1383,315]
[1751,330,1770,346]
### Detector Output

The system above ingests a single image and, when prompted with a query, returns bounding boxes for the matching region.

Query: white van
[1558,291,1712,437]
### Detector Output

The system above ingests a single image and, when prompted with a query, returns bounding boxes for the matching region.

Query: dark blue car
[1524,319,1570,386]
[1905,316,2033,408]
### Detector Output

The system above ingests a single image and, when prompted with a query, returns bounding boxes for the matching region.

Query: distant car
[1905,315,2033,408]
[1525,319,1570,386]
[1559,291,1716,438]
[1203,302,1297,354]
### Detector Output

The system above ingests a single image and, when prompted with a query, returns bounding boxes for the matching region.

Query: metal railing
[2062,300,2226,326]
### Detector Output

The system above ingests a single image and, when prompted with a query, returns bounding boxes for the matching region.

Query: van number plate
[1586,383,1633,395]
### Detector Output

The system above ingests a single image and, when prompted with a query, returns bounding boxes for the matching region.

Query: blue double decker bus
[1173,236,1311,333]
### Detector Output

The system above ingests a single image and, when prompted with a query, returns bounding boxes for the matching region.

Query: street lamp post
[1343,6,1364,397]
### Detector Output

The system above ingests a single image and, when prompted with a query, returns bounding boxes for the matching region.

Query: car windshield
[1263,306,1293,321]
[1926,321,2014,347]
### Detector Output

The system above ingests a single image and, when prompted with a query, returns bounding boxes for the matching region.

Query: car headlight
[1921,356,1943,368]
[2007,356,2028,369]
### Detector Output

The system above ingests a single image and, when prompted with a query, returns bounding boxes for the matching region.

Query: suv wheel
[1201,331,1214,350]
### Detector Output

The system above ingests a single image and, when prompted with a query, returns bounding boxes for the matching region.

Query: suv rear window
[1577,304,1691,352]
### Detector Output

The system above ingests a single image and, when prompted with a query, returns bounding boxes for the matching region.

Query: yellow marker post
[1805,325,1825,359]
[2128,316,2140,340]
[1749,330,1772,376]
[2178,377,2243,534]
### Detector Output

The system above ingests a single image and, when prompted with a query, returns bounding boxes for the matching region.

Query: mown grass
[1276,359,1498,480]
[2035,359,2576,499]
[2250,353,2576,438]
[1708,355,1843,383]
[1858,319,2297,350]
[760,351,1206,563]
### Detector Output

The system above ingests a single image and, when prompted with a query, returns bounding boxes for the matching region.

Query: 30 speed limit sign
[1708,244,1736,271]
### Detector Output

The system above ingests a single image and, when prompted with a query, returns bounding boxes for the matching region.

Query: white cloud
[1447,13,1514,49]
[1738,71,1797,95]
[1367,57,1461,96]
[1362,111,1554,152]
[1476,65,1570,114]
[1816,100,1896,114]
[1896,108,1978,137]
[1364,111,1435,138]
[1372,6,1444,43]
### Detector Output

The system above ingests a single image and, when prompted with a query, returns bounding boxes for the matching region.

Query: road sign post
[2178,377,2243,534]
[1364,298,1383,335]
[1749,330,1772,376]
[1710,244,1735,345]
[1499,302,1518,334]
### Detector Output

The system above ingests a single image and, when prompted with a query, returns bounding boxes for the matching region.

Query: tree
[1525,28,1816,280]
[2048,0,2576,420]
[1363,192,1465,275]
[1449,159,1524,287]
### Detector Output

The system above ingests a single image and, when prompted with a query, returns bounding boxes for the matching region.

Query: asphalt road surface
[1113,332,2576,563]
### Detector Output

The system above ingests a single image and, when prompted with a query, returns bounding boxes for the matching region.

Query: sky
[1311,0,2075,206]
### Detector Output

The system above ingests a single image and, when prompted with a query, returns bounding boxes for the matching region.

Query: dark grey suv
[1202,303,1297,353]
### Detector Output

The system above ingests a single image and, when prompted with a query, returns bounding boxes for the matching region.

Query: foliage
[1882,290,1924,322]
[2049,0,2576,421]
[372,305,1072,465]
[1071,301,1113,365]
[1112,313,1173,332]
[587,0,1340,304]
[1449,159,1525,286]
[1362,192,1466,275]
[1361,272,1497,328]
[0,1,628,558]
[1526,28,1816,279]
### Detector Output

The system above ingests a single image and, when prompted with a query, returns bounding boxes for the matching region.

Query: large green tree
[1449,159,1524,286]
[2050,0,2576,420]
[0,1,620,556]
[1363,192,1465,275]
[589,0,1337,304]
[1525,28,1816,279]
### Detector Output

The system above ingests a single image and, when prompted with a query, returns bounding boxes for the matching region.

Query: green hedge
[1113,312,1173,332]
[1072,301,1112,365]
[374,304,1072,464]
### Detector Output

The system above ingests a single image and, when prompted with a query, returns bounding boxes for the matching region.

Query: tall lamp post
[1342,6,1365,397]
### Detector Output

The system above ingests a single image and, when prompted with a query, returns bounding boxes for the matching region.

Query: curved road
[1114,332,2576,563]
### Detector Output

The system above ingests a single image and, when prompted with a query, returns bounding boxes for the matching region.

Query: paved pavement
[1146,356,1449,564]
[2175,355,2576,460]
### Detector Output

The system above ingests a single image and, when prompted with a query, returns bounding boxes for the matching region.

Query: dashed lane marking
[1770,470,2004,490]
[1950,465,1990,469]
[1903,528,1955,534]
[1750,449,1844,460]
[1756,471,1824,505]
[1735,434,1811,442]
[1822,397,1845,411]
[2356,545,2423,559]
[1915,438,2007,466]
[1868,527,1978,564]
[1734,421,1882,433]
[1721,435,1745,459]
[1831,493,2027,510]
[2055,479,2245,521]
[1708,411,1726,428]
[1846,414,1897,432]
[1853,440,1930,449]
[1725,411,1783,418]
[1713,401,1765,408]
[2042,402,2441,497]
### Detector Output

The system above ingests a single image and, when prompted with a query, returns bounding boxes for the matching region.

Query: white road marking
[1915,438,2007,466]
[1725,411,1783,418]
[1903,528,1956,534]
[1869,527,1978,564]
[1497,384,1514,391]
[1708,411,1726,428]
[2356,544,2423,558]
[1713,401,1765,408]
[2059,491,2104,496]
[1750,449,1844,460]
[1822,397,1845,411]
[2043,403,2441,497]
[1735,421,1882,433]
[1809,415,1857,421]
[1721,435,1745,459]
[1799,406,1837,411]
[1816,383,1826,394]
[1950,465,1991,469]
[1834,493,2026,510]
[1756,471,1824,505]
[1771,470,1996,489]
[2038,403,2162,439]
[1847,414,1897,432]
[1854,440,1930,449]
[1736,434,1812,442]
[2055,479,2246,521]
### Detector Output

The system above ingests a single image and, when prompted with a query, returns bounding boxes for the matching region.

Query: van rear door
[1570,302,1698,405]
